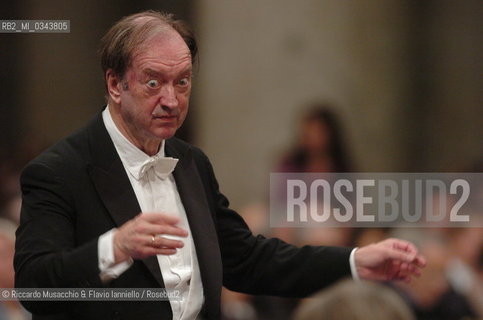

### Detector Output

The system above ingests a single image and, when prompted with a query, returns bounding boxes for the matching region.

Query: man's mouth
[153,115,177,124]
[153,115,176,119]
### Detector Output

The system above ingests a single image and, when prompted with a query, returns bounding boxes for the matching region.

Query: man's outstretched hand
[355,238,427,283]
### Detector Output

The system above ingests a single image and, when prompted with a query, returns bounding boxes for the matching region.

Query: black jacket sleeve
[15,161,102,314]
[193,148,353,298]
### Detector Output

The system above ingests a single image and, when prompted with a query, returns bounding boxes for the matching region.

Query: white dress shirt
[97,106,204,320]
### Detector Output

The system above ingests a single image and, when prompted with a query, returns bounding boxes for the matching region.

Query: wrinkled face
[116,31,192,141]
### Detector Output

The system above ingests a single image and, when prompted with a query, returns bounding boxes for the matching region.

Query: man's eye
[178,78,190,87]
[147,79,159,88]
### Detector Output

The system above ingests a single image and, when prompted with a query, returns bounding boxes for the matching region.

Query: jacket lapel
[85,112,165,287]
[166,139,222,318]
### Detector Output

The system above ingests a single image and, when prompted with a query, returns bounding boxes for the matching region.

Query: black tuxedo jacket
[14,112,352,320]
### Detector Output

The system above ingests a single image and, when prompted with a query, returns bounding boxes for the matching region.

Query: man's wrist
[113,230,130,263]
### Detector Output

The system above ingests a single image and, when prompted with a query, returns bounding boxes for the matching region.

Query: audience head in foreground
[294,279,415,320]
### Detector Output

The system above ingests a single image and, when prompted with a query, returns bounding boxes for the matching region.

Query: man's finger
[390,240,427,267]
[153,225,188,237]
[389,238,418,254]
[135,223,188,238]
[152,236,184,249]
[413,254,427,268]
[139,212,180,225]
[157,248,177,255]
[384,247,417,264]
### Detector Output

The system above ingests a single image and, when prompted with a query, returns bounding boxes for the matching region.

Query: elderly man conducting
[14,11,426,320]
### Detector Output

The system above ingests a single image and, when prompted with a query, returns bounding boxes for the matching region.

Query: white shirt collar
[102,105,175,181]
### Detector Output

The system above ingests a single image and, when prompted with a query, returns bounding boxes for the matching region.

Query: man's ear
[106,69,123,104]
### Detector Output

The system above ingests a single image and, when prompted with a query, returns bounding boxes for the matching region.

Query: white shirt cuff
[98,229,133,283]
[349,247,360,281]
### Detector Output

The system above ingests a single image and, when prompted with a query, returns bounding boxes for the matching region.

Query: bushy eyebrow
[142,67,192,78]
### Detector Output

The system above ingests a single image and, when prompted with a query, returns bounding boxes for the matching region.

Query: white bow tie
[138,155,179,180]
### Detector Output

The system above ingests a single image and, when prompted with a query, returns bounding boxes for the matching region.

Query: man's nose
[159,85,178,109]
